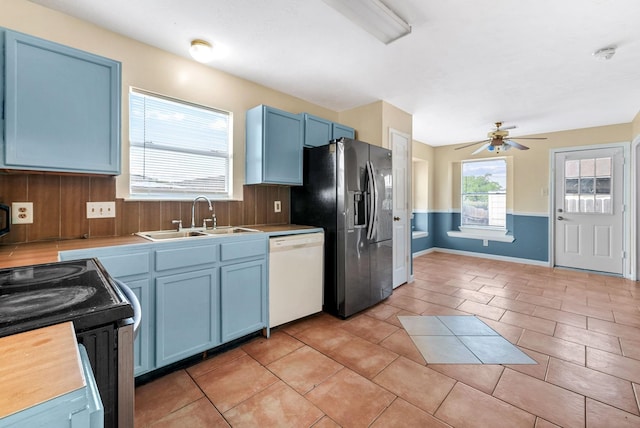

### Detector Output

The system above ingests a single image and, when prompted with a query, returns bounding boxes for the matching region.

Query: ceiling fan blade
[509,137,547,140]
[504,139,530,150]
[471,142,491,155]
[455,139,490,150]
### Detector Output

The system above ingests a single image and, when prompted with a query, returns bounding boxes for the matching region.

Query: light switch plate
[274,200,281,213]
[87,201,116,218]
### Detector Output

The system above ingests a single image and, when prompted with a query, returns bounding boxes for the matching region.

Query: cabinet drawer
[220,239,266,262]
[94,252,150,277]
[155,245,218,271]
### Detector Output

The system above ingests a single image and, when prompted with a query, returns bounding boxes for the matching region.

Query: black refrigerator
[291,138,393,318]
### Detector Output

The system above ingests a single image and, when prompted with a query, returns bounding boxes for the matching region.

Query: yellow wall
[340,101,384,147]
[1,0,341,200]
[433,123,633,213]
[633,110,640,141]
[381,102,413,150]
[412,141,434,211]
[339,101,413,149]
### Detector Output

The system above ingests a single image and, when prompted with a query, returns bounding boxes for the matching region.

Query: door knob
[557,208,563,213]
[557,216,564,220]
[393,216,400,221]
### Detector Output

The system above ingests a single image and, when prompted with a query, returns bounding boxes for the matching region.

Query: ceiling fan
[455,122,547,154]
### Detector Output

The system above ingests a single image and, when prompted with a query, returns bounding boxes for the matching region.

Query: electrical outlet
[87,201,116,218]
[12,202,33,224]
[274,200,281,213]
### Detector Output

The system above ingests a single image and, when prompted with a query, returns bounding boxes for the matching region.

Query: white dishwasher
[269,232,324,327]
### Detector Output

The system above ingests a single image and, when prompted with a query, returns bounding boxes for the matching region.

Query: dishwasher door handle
[269,233,324,250]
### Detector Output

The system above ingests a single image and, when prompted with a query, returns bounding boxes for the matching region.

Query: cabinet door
[332,122,355,140]
[263,107,303,184]
[220,259,267,342]
[155,269,220,367]
[2,30,121,174]
[124,278,151,376]
[246,105,303,185]
[304,113,332,147]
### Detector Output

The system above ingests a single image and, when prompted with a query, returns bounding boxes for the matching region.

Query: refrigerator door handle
[366,161,377,240]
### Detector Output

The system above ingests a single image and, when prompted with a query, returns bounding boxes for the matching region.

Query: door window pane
[565,160,580,178]
[564,156,612,214]
[595,157,611,176]
[580,158,595,176]
[565,178,579,194]
[579,178,594,194]
[595,177,611,194]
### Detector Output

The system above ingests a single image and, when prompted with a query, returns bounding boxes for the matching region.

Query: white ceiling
[28,0,640,146]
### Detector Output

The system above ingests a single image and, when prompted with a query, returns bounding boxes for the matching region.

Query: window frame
[127,87,233,201]
[460,157,507,231]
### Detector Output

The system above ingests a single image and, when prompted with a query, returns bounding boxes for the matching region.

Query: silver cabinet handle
[557,216,564,220]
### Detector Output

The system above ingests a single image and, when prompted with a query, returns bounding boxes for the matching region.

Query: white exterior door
[554,147,625,274]
[391,129,409,288]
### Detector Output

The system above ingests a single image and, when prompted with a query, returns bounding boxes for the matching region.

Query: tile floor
[398,315,536,364]
[135,252,640,427]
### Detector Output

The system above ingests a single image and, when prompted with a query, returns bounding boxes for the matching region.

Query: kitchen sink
[136,227,261,241]
[136,230,209,241]
[202,227,260,235]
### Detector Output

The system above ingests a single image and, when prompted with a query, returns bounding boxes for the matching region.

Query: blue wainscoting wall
[411,211,548,262]
[411,212,434,254]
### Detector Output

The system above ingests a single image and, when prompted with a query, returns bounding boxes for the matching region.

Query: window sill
[447,227,514,243]
[412,231,429,239]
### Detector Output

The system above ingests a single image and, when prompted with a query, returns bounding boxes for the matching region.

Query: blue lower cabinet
[155,269,220,367]
[126,278,150,376]
[59,234,268,377]
[221,259,267,342]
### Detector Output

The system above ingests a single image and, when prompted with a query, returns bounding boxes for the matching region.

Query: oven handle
[114,279,141,338]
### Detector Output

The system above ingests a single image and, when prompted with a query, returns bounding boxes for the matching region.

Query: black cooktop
[0,258,133,337]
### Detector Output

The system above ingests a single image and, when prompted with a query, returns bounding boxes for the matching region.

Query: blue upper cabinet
[246,105,304,185]
[1,29,121,174]
[332,122,355,140]
[303,113,354,147]
[303,113,332,147]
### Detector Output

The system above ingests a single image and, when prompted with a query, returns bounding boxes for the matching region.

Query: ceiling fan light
[189,39,214,63]
[592,46,616,60]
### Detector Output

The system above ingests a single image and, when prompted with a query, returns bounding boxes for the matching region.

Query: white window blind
[129,88,232,199]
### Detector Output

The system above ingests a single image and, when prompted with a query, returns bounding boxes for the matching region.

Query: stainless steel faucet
[191,195,213,229]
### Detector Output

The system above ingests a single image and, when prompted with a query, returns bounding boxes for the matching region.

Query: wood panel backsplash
[0,174,290,244]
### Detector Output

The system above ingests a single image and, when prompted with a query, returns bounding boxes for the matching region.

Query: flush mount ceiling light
[322,0,411,44]
[189,39,214,63]
[592,46,616,60]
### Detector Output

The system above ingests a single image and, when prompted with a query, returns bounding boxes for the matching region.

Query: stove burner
[0,258,133,339]
[0,265,87,288]
[0,286,97,322]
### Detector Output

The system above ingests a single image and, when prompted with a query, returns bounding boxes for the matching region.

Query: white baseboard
[414,247,550,267]
[412,248,437,258]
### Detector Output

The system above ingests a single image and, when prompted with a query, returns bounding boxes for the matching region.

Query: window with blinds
[129,89,232,199]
